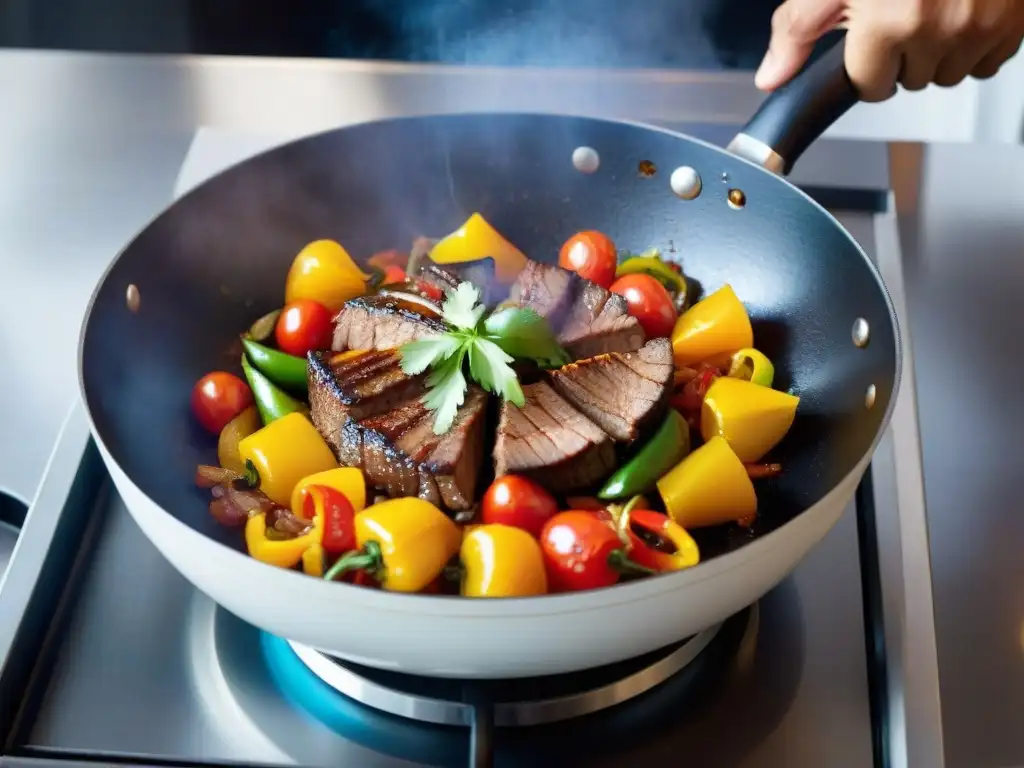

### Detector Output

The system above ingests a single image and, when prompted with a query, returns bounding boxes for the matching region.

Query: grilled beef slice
[547,338,674,443]
[558,282,646,359]
[308,349,427,454]
[417,257,501,306]
[493,380,615,493]
[337,386,489,511]
[507,260,577,330]
[331,294,446,352]
[509,260,645,358]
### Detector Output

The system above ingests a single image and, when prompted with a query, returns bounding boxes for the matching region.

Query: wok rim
[77,111,904,614]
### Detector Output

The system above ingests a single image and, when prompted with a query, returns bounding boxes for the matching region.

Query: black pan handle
[727,37,859,175]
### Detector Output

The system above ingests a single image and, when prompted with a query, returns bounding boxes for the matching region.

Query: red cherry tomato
[381,265,407,284]
[609,273,679,339]
[275,299,334,357]
[481,475,559,538]
[539,511,632,592]
[190,372,253,434]
[558,231,618,288]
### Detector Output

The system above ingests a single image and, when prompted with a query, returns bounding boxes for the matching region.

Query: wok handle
[727,37,859,175]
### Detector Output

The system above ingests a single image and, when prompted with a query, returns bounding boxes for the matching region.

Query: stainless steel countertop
[0,48,1019,768]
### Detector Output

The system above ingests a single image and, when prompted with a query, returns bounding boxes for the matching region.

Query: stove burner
[287,624,723,727]
[262,608,753,767]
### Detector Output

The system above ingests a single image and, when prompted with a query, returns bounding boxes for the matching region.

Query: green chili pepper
[616,251,688,299]
[240,354,305,426]
[246,309,282,343]
[241,338,308,395]
[727,348,775,388]
[598,409,691,500]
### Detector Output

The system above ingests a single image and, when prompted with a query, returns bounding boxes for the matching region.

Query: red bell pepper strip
[624,509,700,573]
[302,485,356,555]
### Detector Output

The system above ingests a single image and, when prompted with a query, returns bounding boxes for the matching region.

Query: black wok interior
[80,114,898,561]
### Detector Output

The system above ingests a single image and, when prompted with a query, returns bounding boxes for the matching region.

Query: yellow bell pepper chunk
[670,284,753,367]
[291,467,367,517]
[701,377,799,463]
[302,543,325,577]
[238,412,338,507]
[460,524,547,598]
[656,436,757,529]
[245,511,323,569]
[325,498,462,593]
[285,239,367,312]
[429,213,527,283]
[217,405,261,474]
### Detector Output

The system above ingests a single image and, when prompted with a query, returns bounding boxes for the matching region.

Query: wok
[79,41,901,678]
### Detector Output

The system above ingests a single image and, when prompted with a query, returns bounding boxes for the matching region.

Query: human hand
[755,0,1024,101]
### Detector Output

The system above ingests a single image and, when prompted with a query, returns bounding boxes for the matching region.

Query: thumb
[756,0,847,91]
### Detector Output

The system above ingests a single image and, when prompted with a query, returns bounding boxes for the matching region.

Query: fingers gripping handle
[729,38,860,175]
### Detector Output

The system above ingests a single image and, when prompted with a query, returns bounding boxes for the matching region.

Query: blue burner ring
[261,608,748,766]
[261,632,467,765]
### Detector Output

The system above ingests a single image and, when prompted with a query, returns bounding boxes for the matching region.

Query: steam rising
[372,0,766,69]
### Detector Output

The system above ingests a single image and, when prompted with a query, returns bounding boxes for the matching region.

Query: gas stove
[0,125,914,768]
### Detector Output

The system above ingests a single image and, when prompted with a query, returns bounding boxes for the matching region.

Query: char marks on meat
[509,260,645,359]
[307,348,486,512]
[340,387,489,511]
[308,349,426,454]
[547,338,674,443]
[332,294,446,352]
[493,381,615,494]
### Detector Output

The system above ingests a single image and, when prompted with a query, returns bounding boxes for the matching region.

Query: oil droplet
[670,166,702,200]
[852,318,870,348]
[125,284,141,313]
[727,188,747,209]
[865,384,877,409]
[572,146,600,174]
[638,160,657,177]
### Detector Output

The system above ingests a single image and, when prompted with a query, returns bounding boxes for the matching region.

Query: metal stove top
[0,127,924,768]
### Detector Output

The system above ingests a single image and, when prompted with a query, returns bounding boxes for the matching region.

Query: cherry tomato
[190,372,253,434]
[610,273,678,339]
[481,474,558,538]
[558,230,618,288]
[539,511,637,592]
[381,265,407,285]
[275,299,334,357]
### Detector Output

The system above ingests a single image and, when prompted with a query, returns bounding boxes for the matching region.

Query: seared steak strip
[493,380,615,494]
[547,338,673,442]
[308,349,426,455]
[332,294,446,352]
[338,387,489,511]
[509,260,646,359]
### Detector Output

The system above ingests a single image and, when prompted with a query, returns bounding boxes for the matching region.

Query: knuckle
[772,3,810,38]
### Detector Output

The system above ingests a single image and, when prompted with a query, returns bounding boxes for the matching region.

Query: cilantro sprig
[399,282,569,434]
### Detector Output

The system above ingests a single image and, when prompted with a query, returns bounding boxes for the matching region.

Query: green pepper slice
[240,354,305,426]
[727,348,775,388]
[598,409,691,500]
[241,338,308,395]
[616,251,687,299]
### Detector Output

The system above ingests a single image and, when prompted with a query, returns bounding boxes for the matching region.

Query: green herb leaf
[468,337,523,407]
[422,348,468,435]
[399,335,462,375]
[483,307,570,368]
[442,282,485,332]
